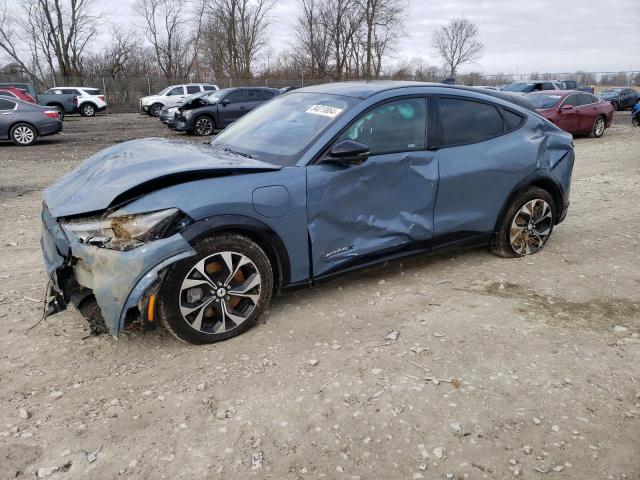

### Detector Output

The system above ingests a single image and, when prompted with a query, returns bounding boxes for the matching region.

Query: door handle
[1,112,11,115]
[239,106,247,110]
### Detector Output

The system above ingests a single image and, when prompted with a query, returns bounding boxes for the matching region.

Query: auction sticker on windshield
[306,104,344,118]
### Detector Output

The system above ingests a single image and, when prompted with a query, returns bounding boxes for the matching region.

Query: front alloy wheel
[10,124,37,146]
[158,234,273,344]
[591,116,606,138]
[193,116,214,136]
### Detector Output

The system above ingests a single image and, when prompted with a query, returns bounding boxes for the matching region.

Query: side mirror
[322,139,370,166]
[221,98,230,106]
[560,104,574,112]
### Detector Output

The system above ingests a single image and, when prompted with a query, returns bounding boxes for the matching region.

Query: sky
[11,0,640,74]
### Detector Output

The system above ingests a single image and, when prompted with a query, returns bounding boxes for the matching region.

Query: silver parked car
[0,97,62,146]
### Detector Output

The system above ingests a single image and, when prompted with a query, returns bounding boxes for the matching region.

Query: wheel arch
[494,173,565,233]
[10,120,40,136]
[192,112,217,129]
[180,215,291,293]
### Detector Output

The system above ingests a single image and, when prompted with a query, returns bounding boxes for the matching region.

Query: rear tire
[79,103,96,117]
[491,187,556,258]
[633,116,640,127]
[158,234,273,344]
[10,123,37,146]
[589,115,606,138]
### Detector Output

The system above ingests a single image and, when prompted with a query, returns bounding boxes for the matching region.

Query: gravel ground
[0,112,639,480]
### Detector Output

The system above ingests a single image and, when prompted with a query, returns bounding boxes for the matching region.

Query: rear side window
[500,108,524,131]
[541,82,555,90]
[203,85,217,91]
[438,97,504,147]
[61,89,80,95]
[247,89,263,101]
[0,98,16,110]
[83,88,101,95]
[186,85,201,94]
[261,90,276,99]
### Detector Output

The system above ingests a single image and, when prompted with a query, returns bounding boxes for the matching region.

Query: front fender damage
[59,231,196,335]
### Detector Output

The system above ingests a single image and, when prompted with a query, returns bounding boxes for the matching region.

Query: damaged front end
[41,203,196,335]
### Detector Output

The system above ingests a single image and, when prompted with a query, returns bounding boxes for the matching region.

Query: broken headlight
[63,208,189,250]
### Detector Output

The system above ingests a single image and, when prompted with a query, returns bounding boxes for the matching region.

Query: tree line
[0,0,490,88]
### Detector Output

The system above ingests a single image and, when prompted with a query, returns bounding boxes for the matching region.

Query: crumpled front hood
[44,138,280,218]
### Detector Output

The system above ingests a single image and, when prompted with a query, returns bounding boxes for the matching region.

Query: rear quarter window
[437,97,505,147]
[0,98,17,110]
[83,88,101,95]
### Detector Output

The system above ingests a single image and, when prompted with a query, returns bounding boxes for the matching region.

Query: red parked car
[0,87,37,104]
[527,90,613,137]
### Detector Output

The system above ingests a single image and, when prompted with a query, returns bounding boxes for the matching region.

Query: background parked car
[632,101,640,127]
[174,87,280,136]
[556,79,594,93]
[599,87,640,111]
[43,87,107,117]
[0,97,62,146]
[35,89,78,120]
[159,91,210,128]
[0,81,38,98]
[139,84,219,117]
[503,81,562,94]
[0,87,37,103]
[527,90,613,137]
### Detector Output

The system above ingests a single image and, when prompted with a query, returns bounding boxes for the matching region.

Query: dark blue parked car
[41,81,574,344]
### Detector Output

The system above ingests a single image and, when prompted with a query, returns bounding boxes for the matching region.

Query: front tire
[149,103,163,117]
[158,234,273,344]
[590,115,606,138]
[491,187,556,258]
[192,115,215,136]
[632,116,640,127]
[10,123,37,146]
[80,103,96,117]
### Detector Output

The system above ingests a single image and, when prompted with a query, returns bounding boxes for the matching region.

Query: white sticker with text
[306,104,343,118]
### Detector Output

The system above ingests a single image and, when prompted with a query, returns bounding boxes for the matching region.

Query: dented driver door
[306,97,438,278]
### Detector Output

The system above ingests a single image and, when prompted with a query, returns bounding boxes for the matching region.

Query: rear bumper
[39,120,63,137]
[41,204,196,335]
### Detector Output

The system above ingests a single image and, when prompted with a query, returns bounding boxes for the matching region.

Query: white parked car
[139,84,219,117]
[44,87,108,116]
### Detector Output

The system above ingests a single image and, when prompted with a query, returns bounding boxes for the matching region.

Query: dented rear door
[306,97,437,277]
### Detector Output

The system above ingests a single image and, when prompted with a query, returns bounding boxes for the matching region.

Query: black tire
[10,123,37,146]
[192,115,215,136]
[77,296,108,335]
[611,101,619,111]
[79,103,97,117]
[158,233,273,344]
[589,115,606,138]
[149,103,163,117]
[491,186,556,258]
[632,116,640,127]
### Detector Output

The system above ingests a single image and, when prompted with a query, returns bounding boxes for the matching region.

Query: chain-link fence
[1,71,638,114]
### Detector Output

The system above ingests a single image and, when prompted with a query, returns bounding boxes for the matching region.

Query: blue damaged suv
[41,81,574,344]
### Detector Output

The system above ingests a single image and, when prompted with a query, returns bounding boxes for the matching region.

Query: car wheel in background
[590,116,606,138]
[158,233,273,344]
[491,187,555,258]
[193,115,215,136]
[632,117,640,127]
[150,103,163,117]
[611,101,619,111]
[10,123,38,146]
[80,103,96,117]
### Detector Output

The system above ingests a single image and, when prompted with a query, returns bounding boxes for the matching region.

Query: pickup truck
[557,80,595,94]
[0,82,77,120]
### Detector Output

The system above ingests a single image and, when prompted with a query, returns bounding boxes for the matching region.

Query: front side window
[167,86,184,96]
[438,97,503,147]
[528,93,563,109]
[541,82,555,90]
[339,98,427,155]
[0,98,16,110]
[577,93,596,105]
[563,94,580,107]
[225,90,247,104]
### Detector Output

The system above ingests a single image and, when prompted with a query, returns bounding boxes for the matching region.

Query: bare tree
[359,0,405,79]
[201,0,274,79]
[135,0,205,80]
[294,0,331,78]
[431,17,483,79]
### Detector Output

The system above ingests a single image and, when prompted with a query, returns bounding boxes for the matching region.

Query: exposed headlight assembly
[64,208,190,250]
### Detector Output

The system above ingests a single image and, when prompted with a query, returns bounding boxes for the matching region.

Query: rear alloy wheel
[80,103,96,117]
[590,116,606,138]
[10,123,37,146]
[491,187,555,258]
[158,234,273,344]
[193,115,215,136]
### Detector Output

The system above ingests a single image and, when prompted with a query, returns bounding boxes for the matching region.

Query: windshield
[156,86,171,96]
[204,91,226,104]
[527,93,563,109]
[600,89,621,95]
[504,83,535,93]
[211,92,357,166]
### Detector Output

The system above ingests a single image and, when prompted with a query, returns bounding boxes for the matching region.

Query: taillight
[72,96,78,104]
[98,95,105,101]
[43,110,59,118]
